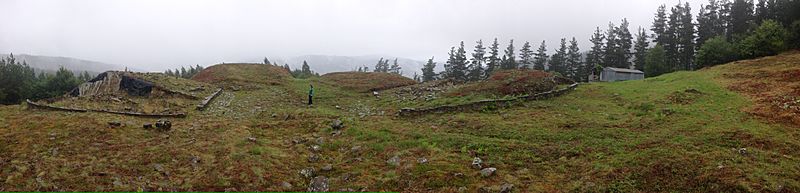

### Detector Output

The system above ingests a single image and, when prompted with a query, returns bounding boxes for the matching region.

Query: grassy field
[0,53,798,192]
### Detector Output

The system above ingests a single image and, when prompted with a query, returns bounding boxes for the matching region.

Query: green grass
[1,57,798,192]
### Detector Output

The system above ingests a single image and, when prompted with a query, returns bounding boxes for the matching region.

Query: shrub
[738,20,790,58]
[695,36,739,69]
[644,45,670,77]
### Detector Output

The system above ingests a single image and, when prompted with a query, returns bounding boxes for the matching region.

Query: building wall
[600,69,644,82]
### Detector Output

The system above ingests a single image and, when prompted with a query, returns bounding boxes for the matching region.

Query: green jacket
[309,87,314,96]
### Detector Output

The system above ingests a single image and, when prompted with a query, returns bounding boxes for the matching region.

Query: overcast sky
[0,0,706,71]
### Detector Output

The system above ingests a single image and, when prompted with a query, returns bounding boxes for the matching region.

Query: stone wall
[26,99,186,118]
[398,82,579,117]
[196,88,223,110]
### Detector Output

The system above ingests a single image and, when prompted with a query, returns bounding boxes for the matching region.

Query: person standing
[308,84,314,106]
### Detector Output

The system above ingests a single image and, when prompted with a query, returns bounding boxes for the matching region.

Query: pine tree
[501,39,517,69]
[519,41,534,69]
[603,22,621,68]
[633,27,650,72]
[533,40,548,70]
[421,57,437,82]
[678,2,696,70]
[665,5,681,71]
[728,0,755,38]
[453,41,469,82]
[468,40,486,81]
[566,37,582,81]
[587,27,605,75]
[652,5,669,44]
[617,18,634,68]
[302,60,311,75]
[443,47,456,79]
[550,38,568,75]
[264,57,271,65]
[180,67,187,78]
[697,2,714,46]
[485,38,501,77]
[372,58,384,72]
[389,58,401,74]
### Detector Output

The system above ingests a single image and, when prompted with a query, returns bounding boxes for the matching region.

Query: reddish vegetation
[714,51,800,126]
[448,69,555,96]
[320,72,417,92]
[192,63,291,87]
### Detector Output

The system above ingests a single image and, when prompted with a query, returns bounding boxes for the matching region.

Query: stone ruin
[70,71,155,97]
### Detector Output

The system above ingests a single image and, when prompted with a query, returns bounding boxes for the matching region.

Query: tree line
[164,65,205,79]
[421,0,800,83]
[0,54,92,105]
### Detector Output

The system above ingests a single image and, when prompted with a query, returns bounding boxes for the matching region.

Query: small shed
[599,67,644,82]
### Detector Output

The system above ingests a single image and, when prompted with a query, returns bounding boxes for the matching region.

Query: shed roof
[605,67,644,74]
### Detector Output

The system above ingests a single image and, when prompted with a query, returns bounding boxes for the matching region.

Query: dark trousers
[308,95,313,105]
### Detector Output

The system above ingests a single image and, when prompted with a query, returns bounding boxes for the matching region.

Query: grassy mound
[709,50,800,126]
[192,63,291,88]
[447,69,555,97]
[321,72,417,92]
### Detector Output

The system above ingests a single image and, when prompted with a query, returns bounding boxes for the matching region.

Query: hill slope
[0,52,798,192]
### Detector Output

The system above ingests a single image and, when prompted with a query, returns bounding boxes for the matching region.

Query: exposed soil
[713,50,800,126]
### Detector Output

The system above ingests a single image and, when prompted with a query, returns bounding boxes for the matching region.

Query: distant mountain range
[271,55,427,77]
[0,54,139,74]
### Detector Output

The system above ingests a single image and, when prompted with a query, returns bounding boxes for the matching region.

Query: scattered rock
[299,167,316,178]
[281,181,293,190]
[417,157,428,164]
[314,137,325,145]
[330,130,342,136]
[330,119,344,130]
[48,133,56,140]
[190,156,201,167]
[308,154,321,162]
[472,157,483,169]
[350,146,362,153]
[335,105,341,109]
[372,91,380,97]
[386,155,401,167]
[49,147,58,156]
[738,148,748,155]
[500,183,514,193]
[308,176,329,192]
[310,145,322,152]
[321,164,333,171]
[457,186,468,192]
[480,167,497,177]
[108,121,122,128]
[479,183,514,193]
[143,123,153,129]
[153,164,164,172]
[453,173,465,178]
[271,113,278,118]
[155,120,172,131]
[247,137,257,142]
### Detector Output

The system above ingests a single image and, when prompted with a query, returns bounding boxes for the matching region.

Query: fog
[0,0,706,71]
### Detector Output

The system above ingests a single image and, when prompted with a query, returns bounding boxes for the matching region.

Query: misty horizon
[1,0,706,72]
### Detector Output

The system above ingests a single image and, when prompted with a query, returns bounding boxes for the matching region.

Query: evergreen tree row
[165,65,205,79]
[372,58,402,74]
[425,37,592,83]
